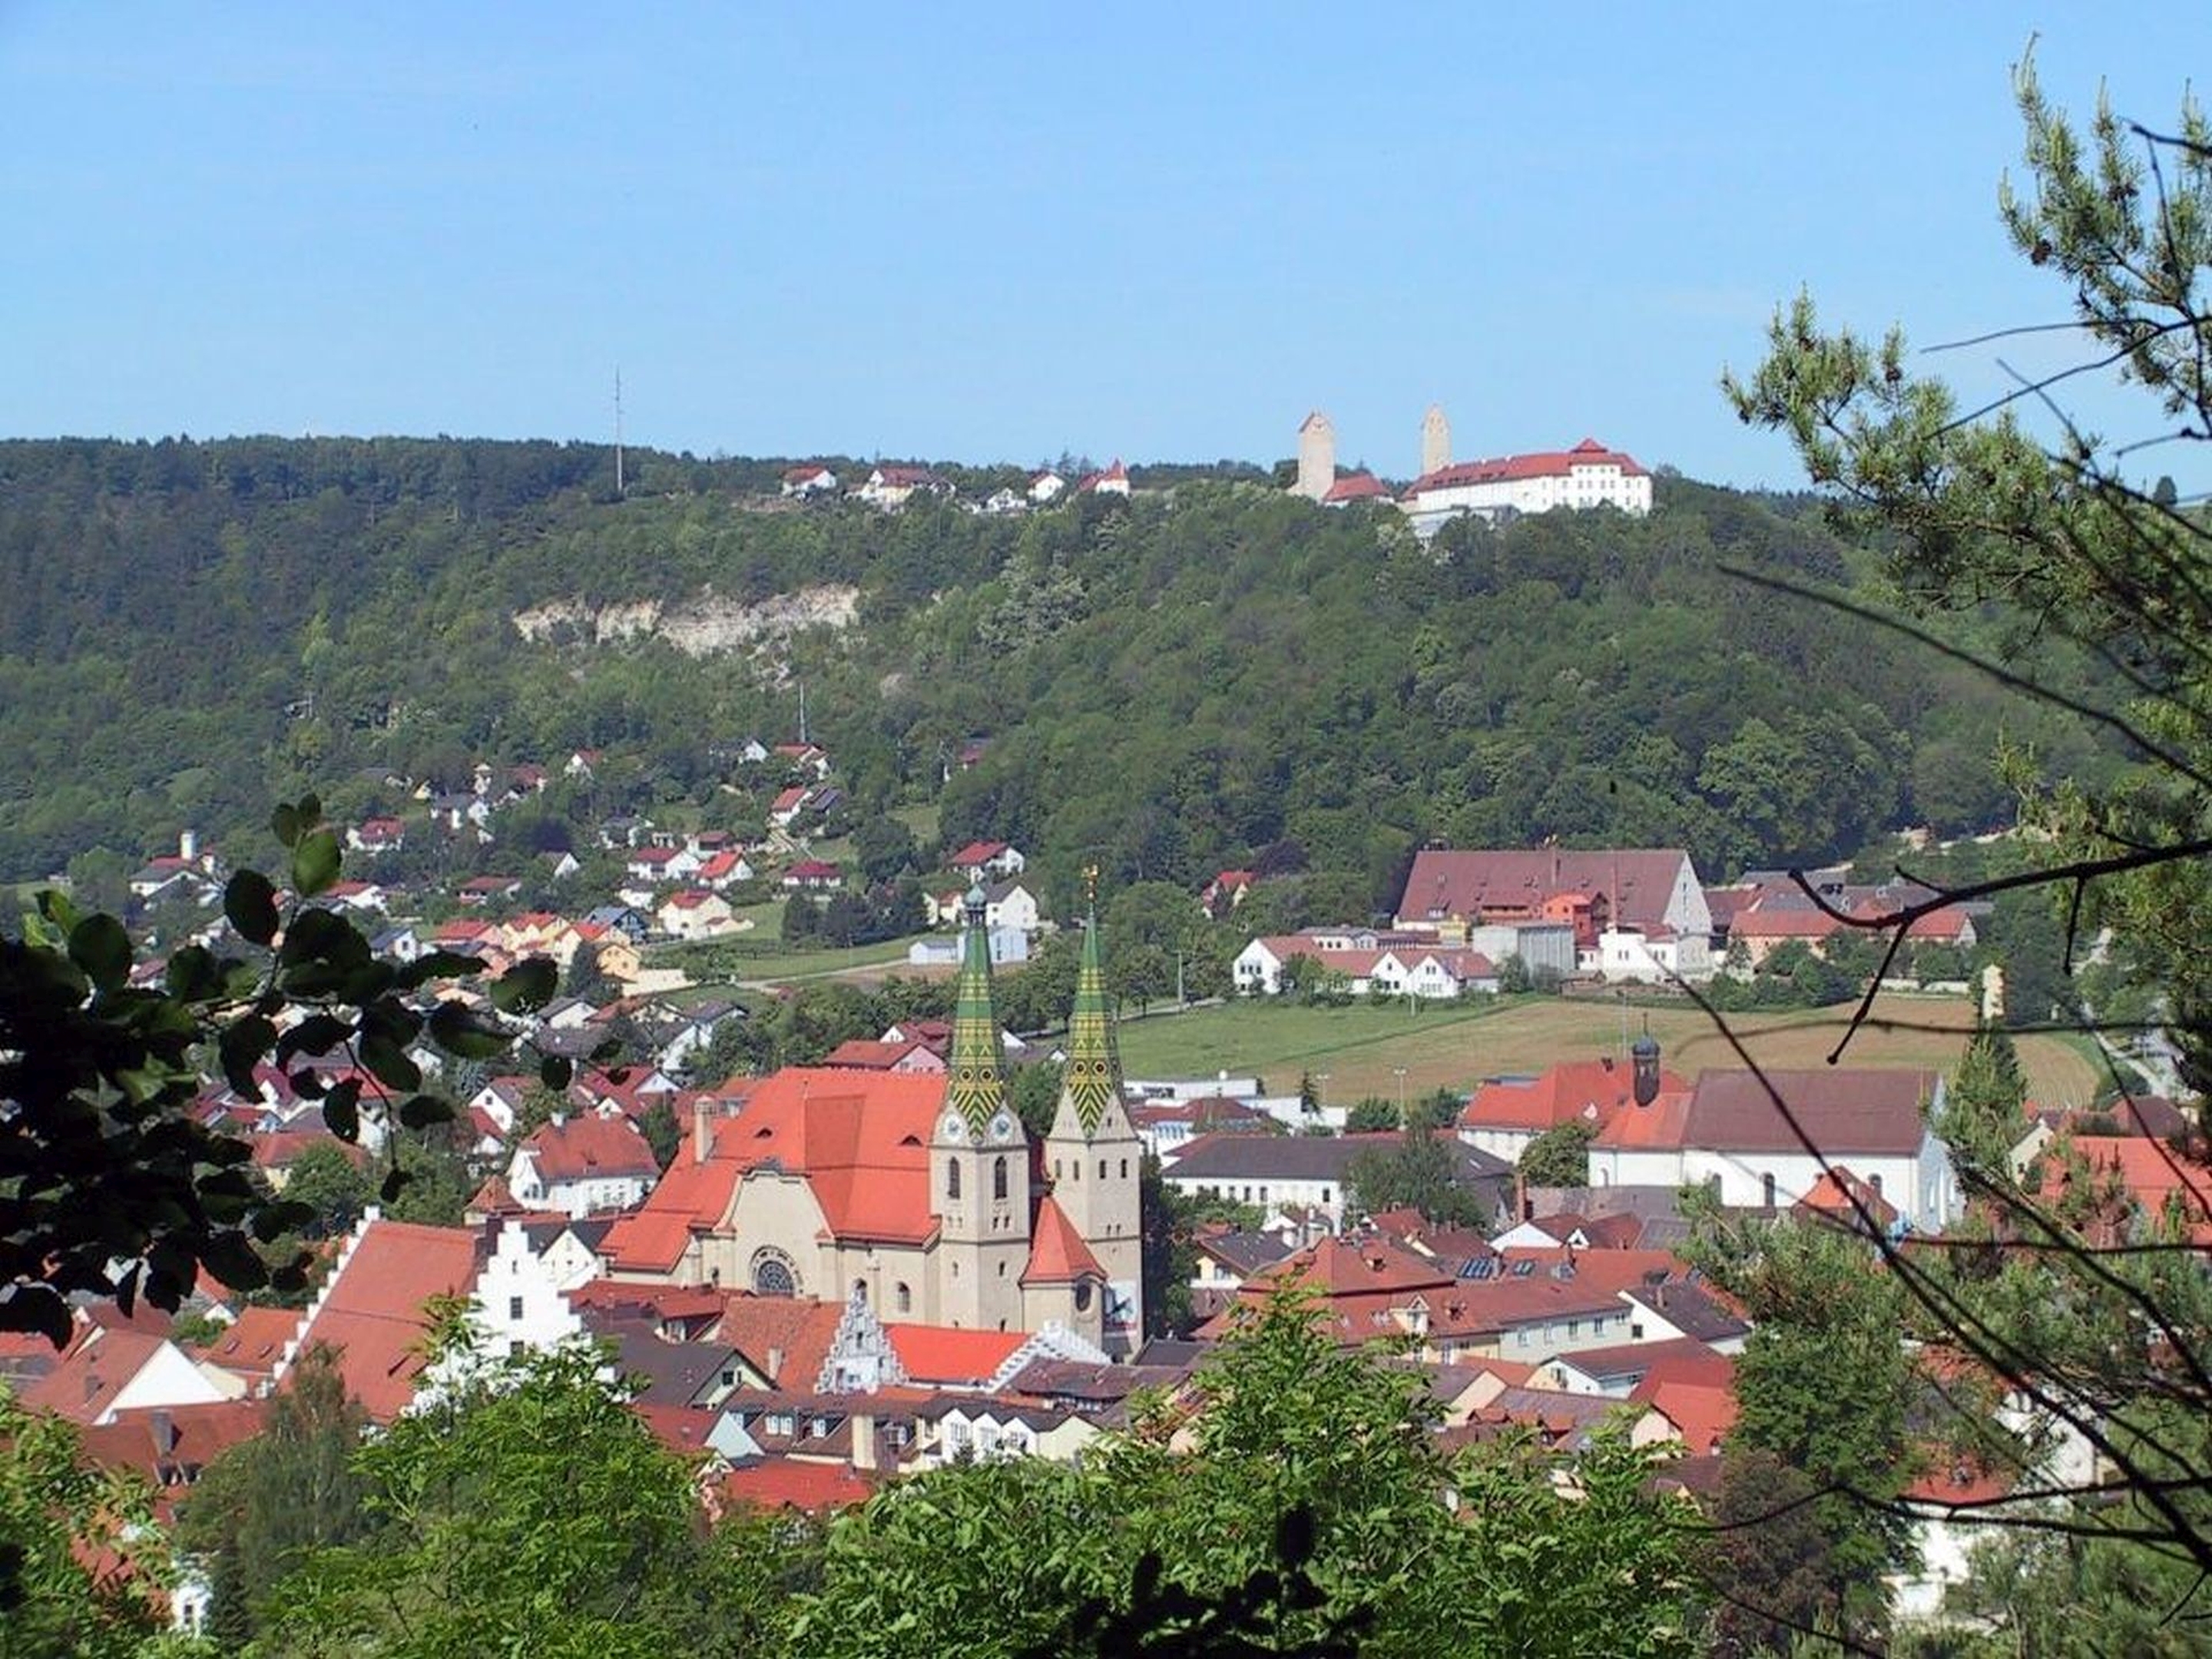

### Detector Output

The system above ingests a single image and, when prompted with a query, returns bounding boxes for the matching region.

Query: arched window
[1121,1159,1129,1179]
[993,1155,1009,1201]
[947,1157,962,1200]
[896,1282,912,1313]
[1075,1280,1093,1313]
[751,1250,797,1297]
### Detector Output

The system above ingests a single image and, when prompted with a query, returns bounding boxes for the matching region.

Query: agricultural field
[1114,992,2104,1110]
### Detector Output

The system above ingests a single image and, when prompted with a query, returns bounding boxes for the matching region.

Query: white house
[1587,1068,1959,1232]
[507,1117,661,1219]
[982,879,1041,935]
[467,1216,603,1359]
[1028,470,1066,505]
[1399,438,1653,535]
[658,889,739,941]
[780,464,839,498]
[856,465,950,509]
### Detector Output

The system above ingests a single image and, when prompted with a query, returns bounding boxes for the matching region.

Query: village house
[1027,469,1066,505]
[782,858,845,895]
[946,839,1027,879]
[1397,437,1654,532]
[1586,1067,1960,1231]
[1075,459,1131,497]
[855,465,952,509]
[508,1115,662,1218]
[1161,1131,1513,1233]
[269,1211,481,1422]
[780,464,839,498]
[346,816,406,854]
[659,889,740,941]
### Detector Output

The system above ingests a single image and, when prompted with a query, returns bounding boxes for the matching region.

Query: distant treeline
[0,436,2114,900]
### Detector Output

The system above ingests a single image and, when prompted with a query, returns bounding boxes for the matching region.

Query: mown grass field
[1114,992,2104,1108]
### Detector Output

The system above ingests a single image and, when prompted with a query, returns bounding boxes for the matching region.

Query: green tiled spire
[1063,875,1123,1136]
[945,882,1008,1136]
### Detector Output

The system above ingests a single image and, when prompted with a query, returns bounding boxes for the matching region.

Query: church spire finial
[945,879,1008,1135]
[1063,880,1122,1136]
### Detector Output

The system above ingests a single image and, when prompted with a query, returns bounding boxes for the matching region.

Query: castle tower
[929,882,1032,1331]
[1421,403,1451,478]
[1042,876,1146,1354]
[1293,410,1336,502]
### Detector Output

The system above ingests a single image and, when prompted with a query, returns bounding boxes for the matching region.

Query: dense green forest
[0,436,2114,900]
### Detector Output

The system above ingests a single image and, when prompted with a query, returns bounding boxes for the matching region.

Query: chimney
[767,1346,784,1385]
[1515,1171,1530,1221]
[151,1409,177,1455]
[694,1098,712,1164]
[851,1409,878,1472]
[180,828,198,863]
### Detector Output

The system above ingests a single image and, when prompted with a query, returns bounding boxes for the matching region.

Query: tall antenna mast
[798,680,809,745]
[613,367,625,498]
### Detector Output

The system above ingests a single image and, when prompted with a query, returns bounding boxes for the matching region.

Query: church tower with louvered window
[1041,876,1147,1353]
[928,882,1033,1332]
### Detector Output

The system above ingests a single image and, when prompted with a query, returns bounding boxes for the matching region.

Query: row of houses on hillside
[781,462,1132,513]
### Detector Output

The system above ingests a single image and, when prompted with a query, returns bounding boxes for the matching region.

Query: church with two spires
[600,884,1146,1354]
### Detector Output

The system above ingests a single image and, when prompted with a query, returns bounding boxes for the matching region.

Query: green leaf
[361,1032,422,1093]
[398,949,489,988]
[398,1093,453,1130]
[291,829,343,899]
[538,1055,574,1091]
[67,913,131,993]
[251,1200,315,1242]
[219,1014,279,1095]
[321,1079,360,1142]
[224,869,282,945]
[429,1002,514,1061]
[490,957,558,1015]
[379,1167,412,1205]
[272,801,303,848]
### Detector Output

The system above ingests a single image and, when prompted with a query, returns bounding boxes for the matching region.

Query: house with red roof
[783,858,844,892]
[1588,1067,1959,1232]
[658,889,739,941]
[821,1038,947,1075]
[1399,437,1653,530]
[20,1325,236,1426]
[1075,459,1131,497]
[946,839,1026,879]
[768,786,813,829]
[271,1213,480,1422]
[346,816,406,854]
[1457,1055,1690,1164]
[857,465,952,508]
[508,1114,661,1219]
[1321,471,1392,507]
[780,464,839,498]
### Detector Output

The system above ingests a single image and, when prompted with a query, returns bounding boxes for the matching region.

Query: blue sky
[2,5,2204,485]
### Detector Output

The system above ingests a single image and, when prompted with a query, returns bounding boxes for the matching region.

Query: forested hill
[0,435,2108,896]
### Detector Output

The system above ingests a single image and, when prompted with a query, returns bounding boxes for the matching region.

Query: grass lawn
[651,932,925,985]
[891,800,940,846]
[1114,992,2104,1108]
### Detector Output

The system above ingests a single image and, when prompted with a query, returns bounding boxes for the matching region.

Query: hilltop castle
[1291,406,1653,528]
[600,884,1146,1353]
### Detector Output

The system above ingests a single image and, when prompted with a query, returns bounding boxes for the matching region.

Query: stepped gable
[281,1215,478,1422]
[714,1293,846,1391]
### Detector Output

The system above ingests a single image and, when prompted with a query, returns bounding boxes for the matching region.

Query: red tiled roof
[1322,472,1392,503]
[1634,1379,1737,1455]
[1250,1235,1457,1299]
[522,1115,660,1184]
[886,1323,1026,1386]
[718,1455,881,1513]
[2041,1135,2212,1221]
[1588,1088,1694,1151]
[195,1305,304,1383]
[600,1069,946,1270]
[1459,1058,1690,1136]
[1023,1197,1104,1285]
[292,1219,478,1422]
[20,1328,171,1424]
[821,1038,927,1071]
[712,1294,846,1389]
[1684,1068,1936,1157]
[77,1399,269,1491]
[1796,1166,1900,1230]
[947,840,1009,868]
[1404,439,1647,496]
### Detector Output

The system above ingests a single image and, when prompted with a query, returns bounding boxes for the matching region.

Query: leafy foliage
[0,1392,165,1658]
